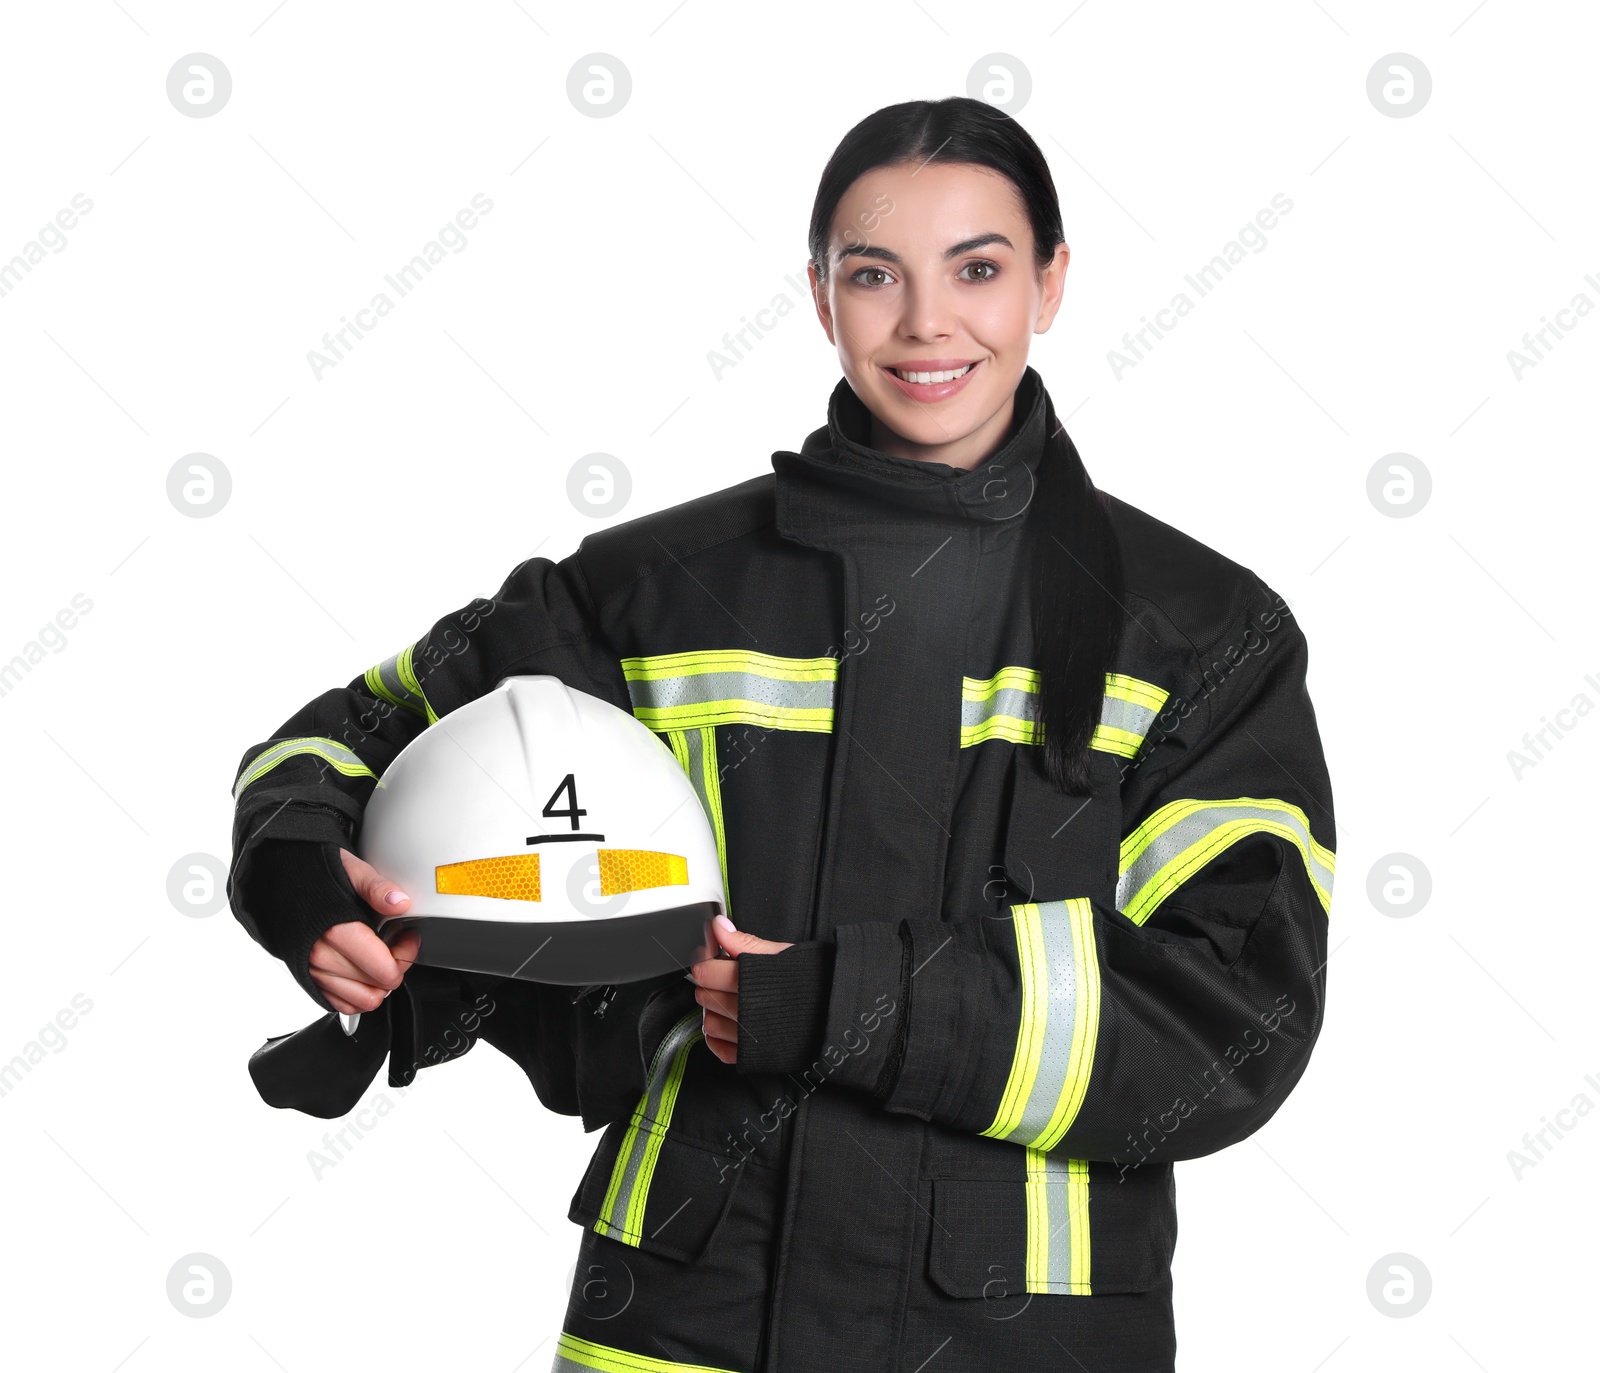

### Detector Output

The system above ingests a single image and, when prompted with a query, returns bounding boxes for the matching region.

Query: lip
[881,357,982,403]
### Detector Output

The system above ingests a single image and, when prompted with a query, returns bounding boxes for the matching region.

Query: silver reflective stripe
[959,685,1038,733]
[232,737,375,800]
[1014,901,1088,1143]
[630,670,833,714]
[1098,692,1158,740]
[678,726,729,904]
[367,650,427,717]
[960,670,1168,753]
[1117,799,1335,925]
[1043,1152,1076,1292]
[1029,1149,1089,1294]
[681,726,711,814]
[983,898,1101,1151]
[593,1011,702,1246]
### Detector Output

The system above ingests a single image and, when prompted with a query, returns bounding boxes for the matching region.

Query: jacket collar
[772,364,1048,542]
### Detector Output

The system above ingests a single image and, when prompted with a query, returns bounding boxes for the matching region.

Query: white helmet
[356,675,724,987]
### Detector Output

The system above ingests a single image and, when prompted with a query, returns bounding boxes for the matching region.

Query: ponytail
[1028,395,1125,794]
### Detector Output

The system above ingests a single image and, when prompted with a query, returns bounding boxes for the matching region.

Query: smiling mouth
[885,362,975,384]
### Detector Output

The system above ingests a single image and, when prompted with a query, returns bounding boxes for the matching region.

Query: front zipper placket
[763,370,1051,1373]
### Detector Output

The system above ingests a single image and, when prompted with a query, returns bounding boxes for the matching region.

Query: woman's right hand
[309,848,422,1015]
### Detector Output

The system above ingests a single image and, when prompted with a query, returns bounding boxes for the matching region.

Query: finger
[311,969,396,1013]
[308,932,376,984]
[710,916,791,958]
[312,927,420,995]
[688,959,738,993]
[387,928,421,971]
[320,988,365,1016]
[701,1006,738,1045]
[694,986,739,1021]
[321,921,408,989]
[339,847,412,919]
[702,1029,736,1066]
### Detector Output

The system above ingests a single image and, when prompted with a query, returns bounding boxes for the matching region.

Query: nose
[898,275,957,341]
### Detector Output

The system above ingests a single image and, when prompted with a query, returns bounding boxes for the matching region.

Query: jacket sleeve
[227,550,677,1128]
[812,585,1335,1165]
[227,553,627,990]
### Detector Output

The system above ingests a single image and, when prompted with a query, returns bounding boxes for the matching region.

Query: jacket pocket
[570,1121,745,1262]
[567,1011,745,1262]
[927,1159,1175,1298]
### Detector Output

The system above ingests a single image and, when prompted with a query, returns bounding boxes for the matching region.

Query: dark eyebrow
[834,232,1014,266]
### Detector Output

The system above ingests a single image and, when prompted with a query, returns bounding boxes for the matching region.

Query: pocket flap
[571,1123,744,1262]
[928,1179,1031,1299]
[928,1163,1174,1298]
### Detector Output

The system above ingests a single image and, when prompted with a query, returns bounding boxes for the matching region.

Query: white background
[1,2,1594,1369]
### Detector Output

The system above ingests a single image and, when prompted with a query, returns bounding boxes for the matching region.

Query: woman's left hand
[689,913,792,1065]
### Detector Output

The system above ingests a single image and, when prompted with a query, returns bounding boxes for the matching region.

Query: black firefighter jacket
[228,365,1336,1373]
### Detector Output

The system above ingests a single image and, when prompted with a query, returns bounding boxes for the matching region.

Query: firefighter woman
[230,96,1335,1373]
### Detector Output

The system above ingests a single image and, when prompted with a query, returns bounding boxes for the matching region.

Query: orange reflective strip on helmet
[597,849,689,896]
[435,853,542,901]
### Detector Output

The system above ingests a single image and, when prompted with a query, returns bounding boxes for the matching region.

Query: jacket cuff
[228,799,355,962]
[231,838,376,1012]
[818,922,909,1097]
[236,798,355,847]
[734,941,836,1075]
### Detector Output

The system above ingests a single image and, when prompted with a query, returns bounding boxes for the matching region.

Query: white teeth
[893,363,973,384]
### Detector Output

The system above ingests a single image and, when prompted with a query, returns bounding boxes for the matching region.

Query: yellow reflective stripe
[1068,1157,1091,1294]
[364,663,402,711]
[621,649,836,682]
[699,729,729,904]
[986,901,1048,1140]
[1025,1149,1092,1295]
[1104,672,1168,710]
[363,646,429,720]
[960,669,1168,755]
[1025,1147,1048,1292]
[393,644,439,725]
[624,1034,693,1243]
[1118,797,1336,926]
[1073,1158,1092,1291]
[594,1132,631,1244]
[622,650,836,734]
[961,667,1041,747]
[637,700,833,733]
[981,899,1101,1151]
[1094,673,1170,758]
[232,736,376,800]
[594,1013,702,1246]
[553,1332,740,1373]
[665,729,691,771]
[671,726,728,910]
[964,665,1041,701]
[962,716,1038,747]
[1089,722,1144,759]
[657,728,728,910]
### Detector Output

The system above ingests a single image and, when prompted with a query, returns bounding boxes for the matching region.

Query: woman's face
[809,160,1070,471]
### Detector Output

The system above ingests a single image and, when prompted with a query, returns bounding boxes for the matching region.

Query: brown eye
[851,266,893,288]
[961,261,998,282]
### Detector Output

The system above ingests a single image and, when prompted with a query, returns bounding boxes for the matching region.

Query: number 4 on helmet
[343,675,725,1033]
